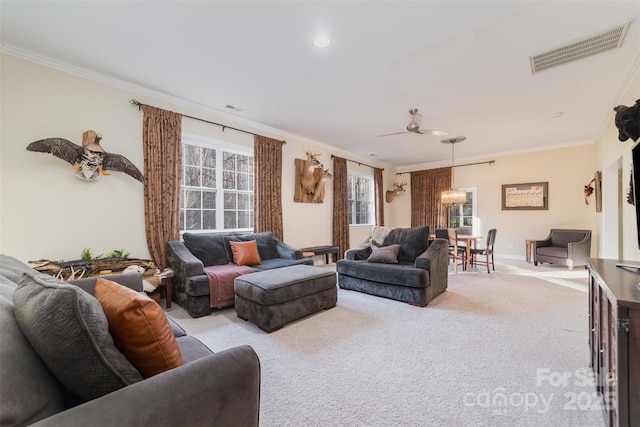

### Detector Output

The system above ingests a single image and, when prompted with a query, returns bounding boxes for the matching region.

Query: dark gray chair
[532,229,592,270]
[470,229,497,273]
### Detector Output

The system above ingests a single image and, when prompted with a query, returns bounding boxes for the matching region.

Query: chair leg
[491,253,495,271]
[486,253,490,273]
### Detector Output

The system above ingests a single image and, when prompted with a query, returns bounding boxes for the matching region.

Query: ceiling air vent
[530,22,630,74]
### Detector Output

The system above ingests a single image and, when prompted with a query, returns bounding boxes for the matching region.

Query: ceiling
[1,1,639,168]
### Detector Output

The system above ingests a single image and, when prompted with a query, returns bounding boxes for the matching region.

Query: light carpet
[167,260,605,427]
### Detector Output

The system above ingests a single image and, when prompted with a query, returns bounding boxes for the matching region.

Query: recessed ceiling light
[551,111,564,118]
[313,35,330,48]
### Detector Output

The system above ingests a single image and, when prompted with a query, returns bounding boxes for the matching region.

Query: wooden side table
[300,245,340,264]
[159,276,173,310]
[525,239,533,263]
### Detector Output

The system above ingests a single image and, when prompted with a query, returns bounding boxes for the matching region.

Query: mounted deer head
[385,179,407,203]
[301,150,322,193]
[312,168,332,203]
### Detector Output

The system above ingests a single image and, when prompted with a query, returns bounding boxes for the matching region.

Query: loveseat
[532,228,592,270]
[166,231,312,317]
[0,254,260,426]
[336,226,449,306]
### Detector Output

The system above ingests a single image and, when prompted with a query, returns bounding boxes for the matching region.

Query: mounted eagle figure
[27,130,143,182]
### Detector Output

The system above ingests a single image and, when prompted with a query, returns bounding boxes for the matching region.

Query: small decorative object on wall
[312,169,332,203]
[385,179,407,203]
[585,171,603,212]
[501,182,548,210]
[294,150,326,203]
[613,99,640,142]
[26,130,144,182]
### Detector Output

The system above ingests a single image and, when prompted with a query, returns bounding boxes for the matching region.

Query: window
[348,172,374,225]
[449,188,476,230]
[181,134,253,232]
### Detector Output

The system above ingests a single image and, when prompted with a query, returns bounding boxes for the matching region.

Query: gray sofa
[166,231,312,317]
[0,254,260,427]
[336,226,449,306]
[532,228,592,270]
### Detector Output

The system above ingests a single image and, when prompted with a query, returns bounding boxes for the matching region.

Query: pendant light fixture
[441,136,467,205]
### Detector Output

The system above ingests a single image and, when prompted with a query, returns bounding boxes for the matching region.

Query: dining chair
[444,228,466,272]
[470,229,497,273]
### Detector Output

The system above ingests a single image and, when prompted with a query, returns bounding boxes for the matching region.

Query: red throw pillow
[230,240,262,266]
[95,278,183,378]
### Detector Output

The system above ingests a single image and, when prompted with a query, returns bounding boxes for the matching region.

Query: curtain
[410,167,451,231]
[332,156,349,260]
[141,105,182,269]
[374,167,384,226]
[253,135,284,240]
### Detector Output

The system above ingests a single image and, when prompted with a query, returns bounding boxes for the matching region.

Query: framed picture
[501,182,548,210]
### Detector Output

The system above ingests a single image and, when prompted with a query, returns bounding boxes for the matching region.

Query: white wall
[2,52,629,264]
[0,54,389,262]
[596,71,640,261]
[391,144,600,259]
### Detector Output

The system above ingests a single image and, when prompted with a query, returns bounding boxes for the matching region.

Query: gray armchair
[532,229,592,270]
[336,226,449,306]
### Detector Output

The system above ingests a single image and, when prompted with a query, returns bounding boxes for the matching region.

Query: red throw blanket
[204,263,255,308]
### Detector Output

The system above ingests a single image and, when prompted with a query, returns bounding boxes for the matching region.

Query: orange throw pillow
[230,240,262,266]
[94,278,182,378]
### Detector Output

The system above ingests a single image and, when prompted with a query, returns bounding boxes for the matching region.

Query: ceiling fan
[378,108,448,137]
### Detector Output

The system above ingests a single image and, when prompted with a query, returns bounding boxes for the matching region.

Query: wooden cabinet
[588,259,640,427]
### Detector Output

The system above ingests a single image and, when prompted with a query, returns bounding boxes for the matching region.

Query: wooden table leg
[161,276,173,310]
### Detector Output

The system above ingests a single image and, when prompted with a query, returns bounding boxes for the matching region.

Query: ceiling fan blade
[419,129,448,136]
[377,131,411,137]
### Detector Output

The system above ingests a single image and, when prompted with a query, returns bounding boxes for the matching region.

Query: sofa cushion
[230,240,262,266]
[252,257,313,271]
[95,278,183,378]
[550,231,588,248]
[0,295,65,426]
[371,226,430,263]
[336,259,428,288]
[0,254,38,283]
[223,232,279,261]
[0,273,17,301]
[367,244,400,264]
[12,272,143,401]
[183,232,230,266]
[537,246,569,258]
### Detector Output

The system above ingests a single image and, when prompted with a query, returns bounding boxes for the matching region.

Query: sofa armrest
[345,237,372,260]
[68,273,143,295]
[567,235,592,264]
[166,241,205,280]
[274,238,303,260]
[415,239,448,294]
[32,345,261,427]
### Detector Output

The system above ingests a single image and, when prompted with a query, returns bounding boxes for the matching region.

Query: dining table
[455,235,483,272]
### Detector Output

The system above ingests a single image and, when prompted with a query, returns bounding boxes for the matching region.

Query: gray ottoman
[234,265,337,332]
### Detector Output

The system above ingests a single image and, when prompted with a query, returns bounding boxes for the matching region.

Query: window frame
[347,170,375,226]
[449,187,477,233]
[180,133,254,234]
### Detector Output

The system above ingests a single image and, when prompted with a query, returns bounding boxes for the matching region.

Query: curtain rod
[129,99,286,144]
[396,159,495,174]
[330,155,383,171]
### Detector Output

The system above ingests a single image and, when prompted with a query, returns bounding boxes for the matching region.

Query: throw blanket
[204,263,255,308]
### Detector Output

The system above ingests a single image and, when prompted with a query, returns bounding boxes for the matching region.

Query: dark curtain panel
[141,105,182,269]
[410,167,451,230]
[332,156,349,260]
[374,167,384,226]
[253,135,284,240]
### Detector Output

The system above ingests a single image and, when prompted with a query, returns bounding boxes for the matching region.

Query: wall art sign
[501,182,548,210]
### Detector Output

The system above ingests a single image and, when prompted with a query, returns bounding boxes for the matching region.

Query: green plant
[104,249,131,259]
[80,248,93,261]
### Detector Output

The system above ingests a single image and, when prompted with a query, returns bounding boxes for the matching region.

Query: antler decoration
[26,130,143,182]
[385,179,408,203]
